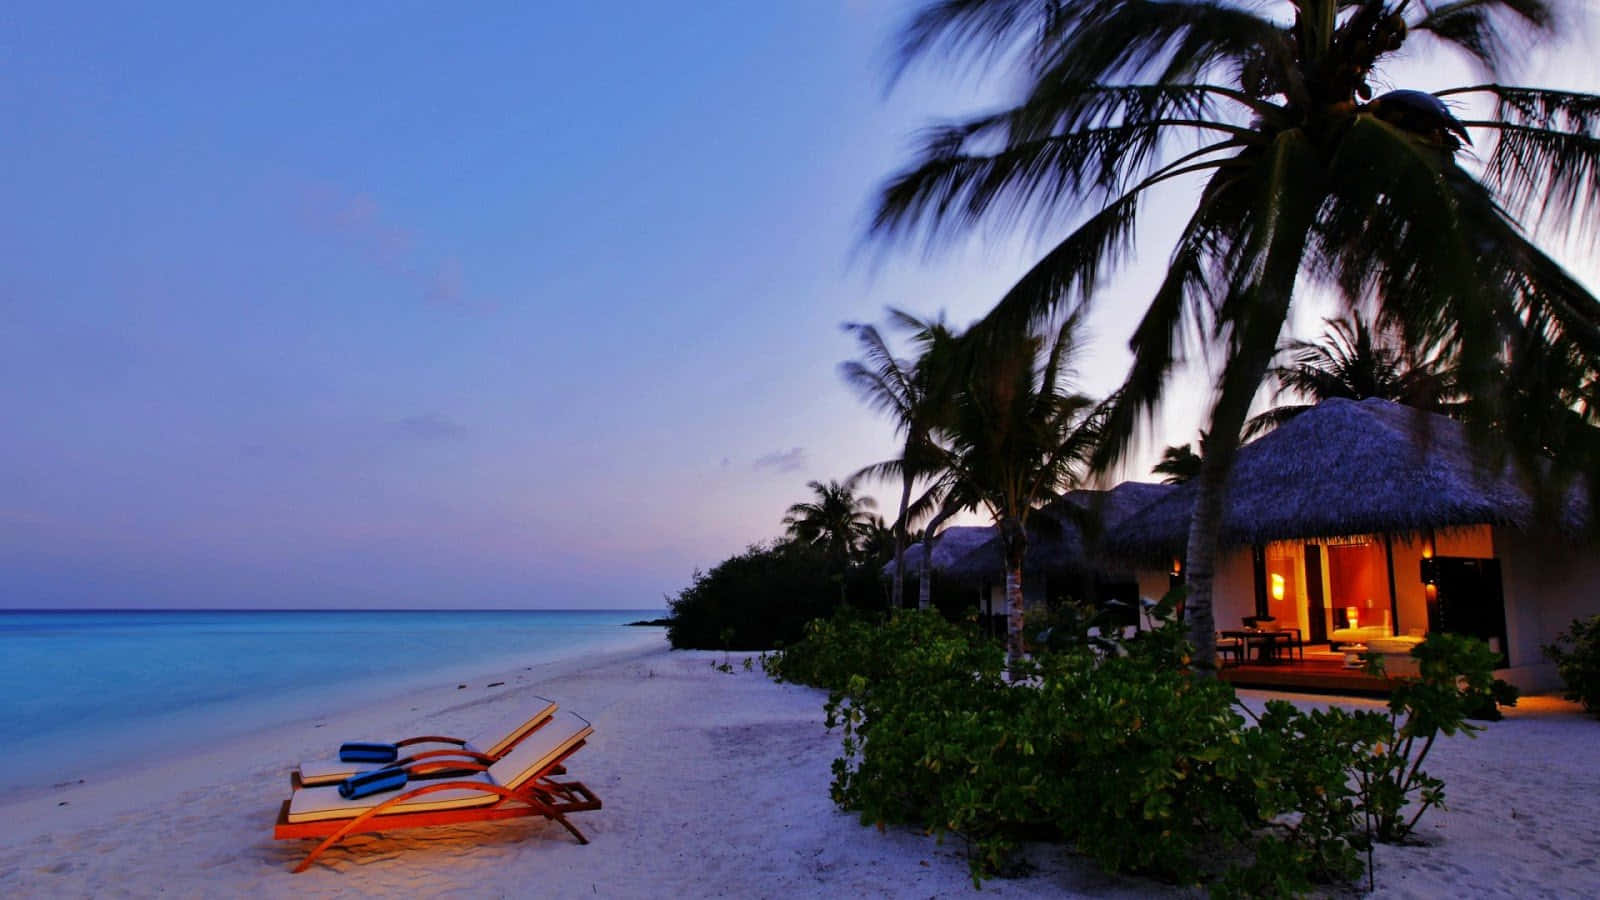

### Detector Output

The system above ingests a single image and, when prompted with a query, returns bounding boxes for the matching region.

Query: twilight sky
[4,2,1597,609]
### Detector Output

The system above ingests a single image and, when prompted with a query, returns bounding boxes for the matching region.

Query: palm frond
[1444,85,1600,242]
[1411,0,1557,73]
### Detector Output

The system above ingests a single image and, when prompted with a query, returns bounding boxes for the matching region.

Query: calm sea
[0,609,665,793]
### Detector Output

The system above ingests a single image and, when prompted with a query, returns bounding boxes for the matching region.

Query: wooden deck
[1220,656,1406,695]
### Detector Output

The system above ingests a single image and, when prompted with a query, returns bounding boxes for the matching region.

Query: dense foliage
[768,604,1513,895]
[1544,614,1600,716]
[665,541,887,650]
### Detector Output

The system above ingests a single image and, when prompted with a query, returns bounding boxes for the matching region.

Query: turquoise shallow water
[0,609,664,792]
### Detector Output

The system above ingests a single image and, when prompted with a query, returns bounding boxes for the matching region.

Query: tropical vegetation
[766,599,1514,893]
[848,312,1103,662]
[1543,614,1600,716]
[840,310,962,609]
[1151,439,1203,484]
[1245,314,1459,437]
[870,0,1600,670]
[668,480,894,650]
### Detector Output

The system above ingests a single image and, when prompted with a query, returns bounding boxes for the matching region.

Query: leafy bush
[763,605,975,692]
[769,604,1516,894]
[666,541,889,650]
[1543,614,1600,716]
[1356,632,1518,841]
[770,607,1360,891]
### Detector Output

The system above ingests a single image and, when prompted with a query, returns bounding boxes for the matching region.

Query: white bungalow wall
[1494,525,1600,692]
[980,580,1050,616]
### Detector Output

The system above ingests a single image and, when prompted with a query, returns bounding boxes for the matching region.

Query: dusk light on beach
[3,2,1599,897]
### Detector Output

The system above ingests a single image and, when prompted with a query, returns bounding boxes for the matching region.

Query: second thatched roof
[1108,397,1591,560]
[890,481,1174,584]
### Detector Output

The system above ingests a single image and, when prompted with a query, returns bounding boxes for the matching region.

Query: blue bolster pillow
[338,767,408,800]
[339,741,399,763]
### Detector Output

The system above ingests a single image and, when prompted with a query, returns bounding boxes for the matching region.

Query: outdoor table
[1219,629,1294,664]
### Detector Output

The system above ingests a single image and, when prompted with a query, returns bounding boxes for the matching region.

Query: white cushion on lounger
[487,711,593,789]
[1329,625,1393,644]
[1366,635,1424,654]
[287,773,498,823]
[474,699,558,756]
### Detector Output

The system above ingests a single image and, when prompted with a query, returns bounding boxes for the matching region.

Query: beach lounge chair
[293,698,558,788]
[274,710,601,872]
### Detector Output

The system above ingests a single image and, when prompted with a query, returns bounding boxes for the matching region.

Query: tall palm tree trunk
[891,474,913,608]
[1001,520,1028,666]
[1184,229,1307,672]
[918,506,957,611]
[1004,562,1025,666]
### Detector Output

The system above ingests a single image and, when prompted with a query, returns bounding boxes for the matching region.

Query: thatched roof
[891,526,997,580]
[889,482,1175,583]
[1109,397,1592,559]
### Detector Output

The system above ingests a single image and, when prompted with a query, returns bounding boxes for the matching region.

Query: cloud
[296,184,489,311]
[752,447,806,473]
[396,412,467,441]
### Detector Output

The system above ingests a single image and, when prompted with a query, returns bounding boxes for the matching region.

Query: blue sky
[4,2,1597,609]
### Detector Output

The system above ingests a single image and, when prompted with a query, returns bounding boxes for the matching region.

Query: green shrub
[773,607,1362,891]
[1359,632,1519,842]
[763,606,975,692]
[1543,614,1600,716]
[771,604,1516,894]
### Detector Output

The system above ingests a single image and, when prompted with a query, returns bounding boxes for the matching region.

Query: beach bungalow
[894,482,1174,629]
[1107,397,1597,692]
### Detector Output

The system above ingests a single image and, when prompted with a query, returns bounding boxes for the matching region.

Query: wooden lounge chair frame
[274,743,601,873]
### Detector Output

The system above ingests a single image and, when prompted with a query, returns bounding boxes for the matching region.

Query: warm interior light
[1346,606,1360,629]
[1170,558,1182,576]
[1270,573,1285,602]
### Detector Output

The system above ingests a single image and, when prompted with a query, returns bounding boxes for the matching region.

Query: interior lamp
[1346,606,1360,628]
[1269,574,1286,602]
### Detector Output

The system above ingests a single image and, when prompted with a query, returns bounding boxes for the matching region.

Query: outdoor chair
[1215,633,1244,667]
[1270,624,1305,661]
[275,710,600,872]
[293,698,558,788]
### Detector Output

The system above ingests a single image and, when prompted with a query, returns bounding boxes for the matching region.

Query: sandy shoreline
[2,641,1596,898]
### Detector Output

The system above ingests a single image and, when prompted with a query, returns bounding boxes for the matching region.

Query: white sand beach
[1,639,1596,899]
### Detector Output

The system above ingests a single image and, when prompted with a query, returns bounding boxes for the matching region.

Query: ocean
[0,609,665,793]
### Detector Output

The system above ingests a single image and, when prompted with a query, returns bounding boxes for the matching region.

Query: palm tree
[841,310,963,608]
[872,0,1600,670]
[782,479,879,583]
[1245,314,1457,437]
[929,315,1103,665]
[1151,441,1203,484]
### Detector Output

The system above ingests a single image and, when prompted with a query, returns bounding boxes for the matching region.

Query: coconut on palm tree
[841,310,963,608]
[873,0,1600,670]
[1245,314,1457,437]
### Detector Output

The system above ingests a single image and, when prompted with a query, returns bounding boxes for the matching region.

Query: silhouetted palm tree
[928,315,1103,664]
[782,480,879,576]
[841,310,963,608]
[873,0,1600,670]
[1245,315,1457,438]
[1151,442,1202,485]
